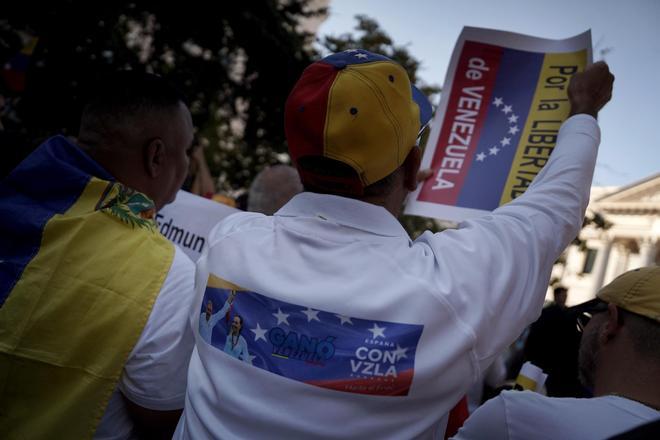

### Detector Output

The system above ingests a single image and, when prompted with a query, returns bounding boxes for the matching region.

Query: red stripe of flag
[418,41,502,205]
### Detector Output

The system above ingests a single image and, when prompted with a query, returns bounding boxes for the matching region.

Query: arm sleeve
[417,115,600,367]
[118,246,196,410]
[451,395,509,440]
[210,301,231,327]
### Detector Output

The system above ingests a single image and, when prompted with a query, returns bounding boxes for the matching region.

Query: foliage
[321,15,440,99]
[571,211,612,251]
[0,1,326,187]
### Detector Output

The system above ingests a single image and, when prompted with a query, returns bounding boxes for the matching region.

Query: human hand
[568,61,615,118]
[417,168,433,184]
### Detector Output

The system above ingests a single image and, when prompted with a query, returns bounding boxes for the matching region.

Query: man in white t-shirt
[453,267,660,439]
[199,291,236,344]
[175,51,614,439]
[79,73,197,440]
[0,72,197,439]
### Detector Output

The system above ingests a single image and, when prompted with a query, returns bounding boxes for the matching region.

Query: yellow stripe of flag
[500,50,589,205]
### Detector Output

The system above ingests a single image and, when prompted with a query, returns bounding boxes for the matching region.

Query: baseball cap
[575,267,660,323]
[596,266,660,322]
[284,49,433,195]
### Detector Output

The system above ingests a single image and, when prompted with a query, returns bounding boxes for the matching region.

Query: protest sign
[405,27,592,221]
[157,190,238,261]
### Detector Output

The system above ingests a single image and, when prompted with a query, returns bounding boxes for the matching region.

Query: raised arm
[212,290,236,326]
[419,62,614,365]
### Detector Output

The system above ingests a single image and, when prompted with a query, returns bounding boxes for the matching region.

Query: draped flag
[0,136,172,438]
[405,27,592,221]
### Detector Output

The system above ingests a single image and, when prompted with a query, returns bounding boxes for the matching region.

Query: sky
[317,0,660,187]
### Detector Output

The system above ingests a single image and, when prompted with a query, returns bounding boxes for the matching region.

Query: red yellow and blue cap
[285,49,433,195]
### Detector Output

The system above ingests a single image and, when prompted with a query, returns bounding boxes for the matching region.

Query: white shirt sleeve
[118,245,196,410]
[215,299,231,323]
[417,115,600,368]
[451,395,509,439]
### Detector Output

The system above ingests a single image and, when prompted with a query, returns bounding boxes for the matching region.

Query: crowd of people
[1,47,658,440]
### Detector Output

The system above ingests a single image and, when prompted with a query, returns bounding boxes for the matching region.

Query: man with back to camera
[175,49,614,438]
[0,72,197,439]
[453,267,660,439]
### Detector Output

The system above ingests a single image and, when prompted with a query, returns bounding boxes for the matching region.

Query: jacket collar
[276,192,410,239]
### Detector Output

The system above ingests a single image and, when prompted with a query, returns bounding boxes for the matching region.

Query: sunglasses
[575,299,609,333]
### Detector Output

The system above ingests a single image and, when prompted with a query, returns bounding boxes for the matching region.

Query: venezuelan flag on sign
[417,39,589,212]
[0,136,173,438]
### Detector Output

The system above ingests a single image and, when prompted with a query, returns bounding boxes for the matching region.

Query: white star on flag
[508,126,520,135]
[273,308,290,326]
[508,114,519,124]
[493,97,503,107]
[301,307,321,322]
[489,146,500,155]
[476,152,486,162]
[368,323,386,339]
[500,137,511,146]
[354,53,368,59]
[247,353,257,364]
[250,323,268,342]
[502,105,513,114]
[393,344,408,361]
[335,314,353,325]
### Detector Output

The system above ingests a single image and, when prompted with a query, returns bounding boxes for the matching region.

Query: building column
[638,238,658,266]
[591,239,612,295]
[617,243,631,274]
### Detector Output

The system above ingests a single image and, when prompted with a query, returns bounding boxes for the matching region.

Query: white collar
[276,192,411,239]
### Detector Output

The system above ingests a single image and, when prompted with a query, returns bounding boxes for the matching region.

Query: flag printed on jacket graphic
[408,28,591,221]
[199,275,424,396]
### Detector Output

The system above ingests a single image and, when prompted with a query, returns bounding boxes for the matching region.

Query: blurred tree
[321,15,443,238]
[321,15,440,102]
[0,1,326,186]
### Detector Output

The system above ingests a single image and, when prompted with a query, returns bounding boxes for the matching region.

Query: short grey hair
[248,165,303,215]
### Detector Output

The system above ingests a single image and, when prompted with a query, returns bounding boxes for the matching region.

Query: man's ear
[144,138,165,178]
[403,146,422,191]
[599,303,623,344]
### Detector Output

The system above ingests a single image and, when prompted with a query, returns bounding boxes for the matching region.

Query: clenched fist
[568,61,615,118]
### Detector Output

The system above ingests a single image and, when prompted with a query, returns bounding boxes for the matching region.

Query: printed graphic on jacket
[199,275,424,396]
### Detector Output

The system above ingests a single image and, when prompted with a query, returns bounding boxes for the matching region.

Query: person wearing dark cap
[524,285,584,397]
[0,72,196,439]
[176,50,614,439]
[453,267,660,439]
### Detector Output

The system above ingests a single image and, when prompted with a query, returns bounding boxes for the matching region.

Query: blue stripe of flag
[456,48,544,210]
[202,287,423,383]
[0,136,113,305]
